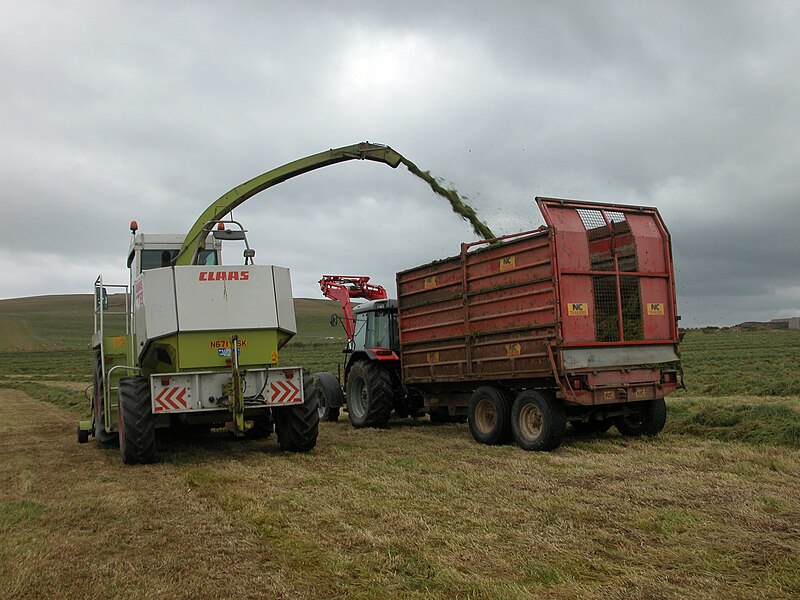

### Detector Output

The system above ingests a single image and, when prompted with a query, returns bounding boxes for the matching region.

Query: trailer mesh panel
[579,210,645,342]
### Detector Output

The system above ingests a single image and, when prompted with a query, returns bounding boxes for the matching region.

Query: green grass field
[1,295,798,598]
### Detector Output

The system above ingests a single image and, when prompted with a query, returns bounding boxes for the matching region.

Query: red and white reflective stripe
[270,380,301,404]
[154,387,188,412]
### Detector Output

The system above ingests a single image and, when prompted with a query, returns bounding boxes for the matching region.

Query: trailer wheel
[118,376,155,465]
[312,372,344,422]
[93,352,118,448]
[345,361,393,428]
[468,387,512,445]
[511,390,566,451]
[614,398,667,437]
[274,375,319,452]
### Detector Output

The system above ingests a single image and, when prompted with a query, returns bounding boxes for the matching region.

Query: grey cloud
[1,1,798,326]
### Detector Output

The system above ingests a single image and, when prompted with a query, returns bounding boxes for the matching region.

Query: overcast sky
[1,0,798,326]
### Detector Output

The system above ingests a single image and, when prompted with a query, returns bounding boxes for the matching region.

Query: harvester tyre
[345,361,393,429]
[312,372,344,422]
[511,390,566,451]
[274,375,319,452]
[468,386,512,445]
[614,398,667,437]
[118,376,155,465]
[93,352,118,448]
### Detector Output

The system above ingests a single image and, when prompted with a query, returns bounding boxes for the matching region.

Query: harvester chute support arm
[174,142,403,266]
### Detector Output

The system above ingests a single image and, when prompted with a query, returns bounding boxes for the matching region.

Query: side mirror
[95,287,109,310]
[329,314,339,327]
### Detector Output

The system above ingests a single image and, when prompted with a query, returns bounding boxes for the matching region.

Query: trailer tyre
[312,372,344,422]
[93,352,118,448]
[274,375,319,452]
[614,398,667,437]
[118,376,155,465]
[345,361,394,428]
[511,390,566,451]
[468,386,512,445]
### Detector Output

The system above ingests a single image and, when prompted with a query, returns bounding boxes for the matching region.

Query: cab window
[140,249,218,272]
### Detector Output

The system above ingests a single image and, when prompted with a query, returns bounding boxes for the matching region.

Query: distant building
[771,317,800,330]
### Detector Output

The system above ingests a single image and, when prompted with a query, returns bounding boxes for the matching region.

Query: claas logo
[198,271,250,281]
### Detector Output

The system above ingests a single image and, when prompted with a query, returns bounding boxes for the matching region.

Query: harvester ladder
[93,275,131,428]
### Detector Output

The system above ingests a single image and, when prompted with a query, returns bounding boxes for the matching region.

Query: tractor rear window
[140,249,217,271]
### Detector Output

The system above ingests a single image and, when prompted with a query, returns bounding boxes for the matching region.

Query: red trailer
[317,197,682,450]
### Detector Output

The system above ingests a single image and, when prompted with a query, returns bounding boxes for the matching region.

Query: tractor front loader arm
[175,142,403,265]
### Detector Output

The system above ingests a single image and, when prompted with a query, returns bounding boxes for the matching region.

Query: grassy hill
[0,295,94,350]
[2,294,799,397]
[0,294,340,350]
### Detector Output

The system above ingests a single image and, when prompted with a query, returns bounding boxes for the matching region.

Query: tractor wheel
[511,390,566,451]
[273,375,319,452]
[311,372,344,422]
[614,398,667,437]
[570,418,613,435]
[118,376,155,464]
[468,386,512,445]
[93,352,118,448]
[345,361,394,428]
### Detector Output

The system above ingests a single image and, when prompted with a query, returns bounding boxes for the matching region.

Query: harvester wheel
[511,390,566,451]
[614,398,667,437]
[93,352,118,448]
[312,372,344,422]
[468,386,512,445]
[345,361,394,428]
[118,376,155,464]
[77,425,89,444]
[274,375,319,452]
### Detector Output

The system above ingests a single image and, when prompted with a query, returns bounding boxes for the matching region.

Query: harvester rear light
[104,356,114,363]
[217,222,225,230]
[160,377,171,386]
[284,369,295,379]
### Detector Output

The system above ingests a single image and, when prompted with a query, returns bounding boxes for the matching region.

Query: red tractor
[315,275,428,426]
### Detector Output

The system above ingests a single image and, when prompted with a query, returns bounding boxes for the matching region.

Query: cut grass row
[1,388,798,599]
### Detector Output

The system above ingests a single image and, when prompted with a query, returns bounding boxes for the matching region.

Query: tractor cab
[352,299,400,355]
